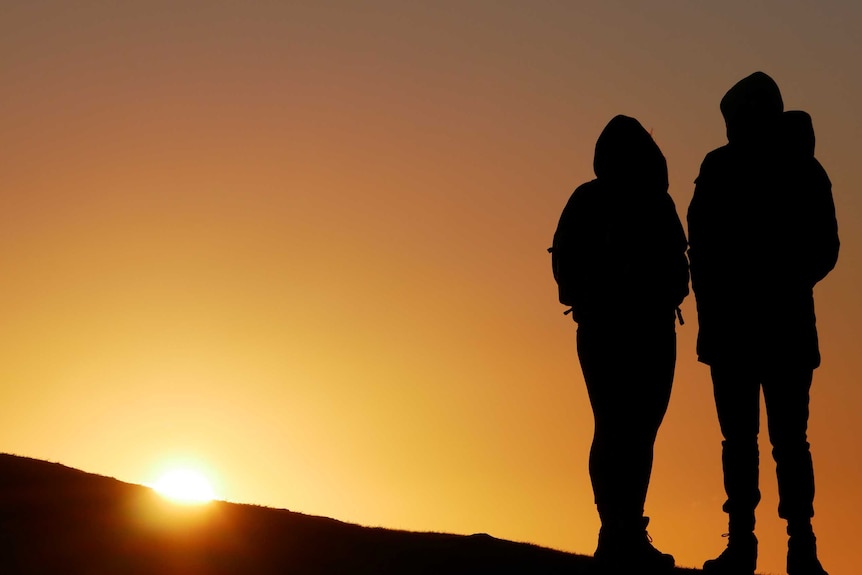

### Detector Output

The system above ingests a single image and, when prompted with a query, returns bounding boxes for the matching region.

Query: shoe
[703,532,757,575]
[788,533,828,575]
[594,517,675,573]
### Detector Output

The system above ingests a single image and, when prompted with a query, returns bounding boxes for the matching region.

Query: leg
[620,323,675,519]
[578,324,628,522]
[703,363,761,574]
[762,368,827,575]
[578,322,674,523]
[711,363,761,530]
[761,367,814,522]
[577,321,676,572]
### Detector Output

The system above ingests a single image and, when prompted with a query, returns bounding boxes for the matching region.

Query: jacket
[552,115,689,326]
[687,72,839,368]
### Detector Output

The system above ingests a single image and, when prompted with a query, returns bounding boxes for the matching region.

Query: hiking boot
[788,533,828,575]
[594,517,675,573]
[703,532,757,575]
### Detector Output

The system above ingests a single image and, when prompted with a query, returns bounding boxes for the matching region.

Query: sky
[2,1,861,572]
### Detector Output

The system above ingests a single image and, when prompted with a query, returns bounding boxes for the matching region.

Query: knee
[769,421,809,449]
[717,414,759,444]
[721,437,759,457]
[594,425,647,453]
[771,439,811,462]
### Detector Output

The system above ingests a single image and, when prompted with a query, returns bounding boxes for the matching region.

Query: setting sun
[152,469,216,504]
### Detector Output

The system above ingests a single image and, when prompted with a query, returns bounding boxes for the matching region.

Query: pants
[710,363,816,527]
[577,319,676,524]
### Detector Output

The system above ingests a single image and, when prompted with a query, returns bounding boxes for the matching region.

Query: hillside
[0,454,702,574]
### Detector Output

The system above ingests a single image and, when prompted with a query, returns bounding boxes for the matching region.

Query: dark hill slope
[0,454,701,574]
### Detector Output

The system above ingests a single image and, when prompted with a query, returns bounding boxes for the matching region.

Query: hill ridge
[0,453,702,574]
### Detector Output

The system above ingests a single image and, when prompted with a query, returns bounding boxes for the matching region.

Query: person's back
[776,110,839,292]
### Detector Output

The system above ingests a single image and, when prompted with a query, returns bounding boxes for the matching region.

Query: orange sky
[2,2,861,572]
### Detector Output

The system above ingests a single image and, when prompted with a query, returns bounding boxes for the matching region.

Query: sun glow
[152,468,216,504]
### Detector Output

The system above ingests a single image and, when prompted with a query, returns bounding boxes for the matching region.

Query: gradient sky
[2,2,861,572]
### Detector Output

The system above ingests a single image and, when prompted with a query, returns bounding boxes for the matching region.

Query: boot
[703,532,757,575]
[594,517,675,573]
[787,521,828,575]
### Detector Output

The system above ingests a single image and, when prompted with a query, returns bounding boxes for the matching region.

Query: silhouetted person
[687,72,839,575]
[551,115,689,573]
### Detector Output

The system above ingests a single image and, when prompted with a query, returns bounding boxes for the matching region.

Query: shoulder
[808,157,832,188]
[570,179,602,201]
[696,145,734,182]
[779,155,832,192]
[657,190,680,210]
[562,179,602,213]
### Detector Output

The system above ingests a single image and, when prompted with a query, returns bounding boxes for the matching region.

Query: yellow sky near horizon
[2,2,862,573]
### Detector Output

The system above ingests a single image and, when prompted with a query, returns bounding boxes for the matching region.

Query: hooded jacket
[552,115,689,325]
[687,72,839,368]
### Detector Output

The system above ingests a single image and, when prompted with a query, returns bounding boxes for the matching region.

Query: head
[720,71,784,145]
[593,115,668,191]
[781,110,815,157]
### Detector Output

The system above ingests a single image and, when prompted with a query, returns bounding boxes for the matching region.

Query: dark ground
[0,453,704,574]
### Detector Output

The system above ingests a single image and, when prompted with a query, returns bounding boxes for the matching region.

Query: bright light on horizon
[152,468,216,504]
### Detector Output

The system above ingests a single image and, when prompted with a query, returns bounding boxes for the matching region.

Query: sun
[152,468,216,504]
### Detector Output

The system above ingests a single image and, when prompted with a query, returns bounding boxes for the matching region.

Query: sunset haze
[2,2,862,573]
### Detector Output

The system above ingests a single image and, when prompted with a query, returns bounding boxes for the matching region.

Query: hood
[720,71,784,144]
[593,115,668,190]
[782,110,815,157]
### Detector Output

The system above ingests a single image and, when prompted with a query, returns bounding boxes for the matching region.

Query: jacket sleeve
[551,182,606,322]
[551,186,586,308]
[660,192,690,309]
[551,190,576,306]
[686,154,724,308]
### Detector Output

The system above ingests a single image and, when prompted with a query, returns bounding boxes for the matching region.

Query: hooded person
[688,72,838,575]
[552,115,689,324]
[550,115,689,573]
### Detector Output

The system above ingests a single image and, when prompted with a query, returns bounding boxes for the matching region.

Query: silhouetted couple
[551,72,838,575]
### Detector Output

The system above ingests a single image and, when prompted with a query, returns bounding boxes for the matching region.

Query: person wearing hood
[688,72,839,575]
[551,115,689,573]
